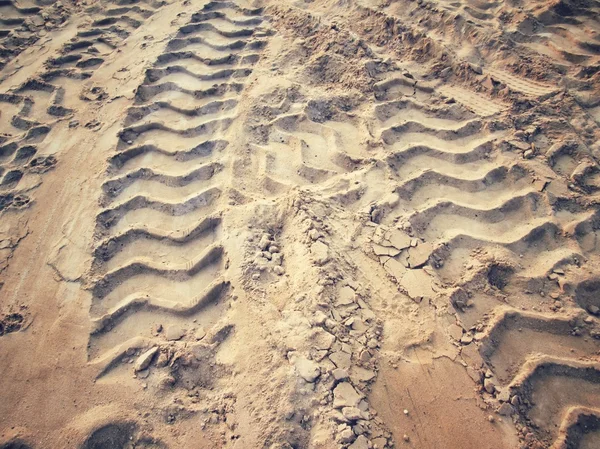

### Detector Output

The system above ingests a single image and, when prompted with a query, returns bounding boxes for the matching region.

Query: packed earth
[1,0,600,448]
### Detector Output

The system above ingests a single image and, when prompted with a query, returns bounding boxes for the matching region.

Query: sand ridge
[1,0,600,448]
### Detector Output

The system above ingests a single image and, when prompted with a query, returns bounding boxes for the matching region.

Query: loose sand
[1,0,600,448]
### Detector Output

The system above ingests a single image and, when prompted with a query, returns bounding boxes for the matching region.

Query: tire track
[89,0,269,376]
[0,0,164,211]
[478,307,600,446]
[358,69,600,445]
[0,0,68,71]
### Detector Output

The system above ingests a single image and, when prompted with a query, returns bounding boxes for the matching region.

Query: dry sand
[1,0,600,448]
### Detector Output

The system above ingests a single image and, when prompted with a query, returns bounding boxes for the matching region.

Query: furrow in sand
[92,243,224,300]
[95,186,222,233]
[85,1,271,381]
[107,140,228,174]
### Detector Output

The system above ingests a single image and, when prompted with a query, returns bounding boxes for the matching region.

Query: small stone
[407,242,433,268]
[469,63,483,74]
[134,346,158,372]
[403,409,409,415]
[269,245,280,253]
[523,149,534,159]
[460,334,474,345]
[351,366,375,383]
[584,316,594,324]
[349,435,369,449]
[510,395,520,406]
[295,357,320,382]
[338,286,356,305]
[403,434,410,442]
[448,324,463,341]
[314,311,328,325]
[155,350,170,368]
[373,437,387,449]
[497,403,514,416]
[338,427,355,444]
[195,327,206,340]
[331,410,349,423]
[484,377,496,394]
[388,229,412,250]
[588,305,600,315]
[311,241,329,265]
[165,325,185,341]
[332,368,349,381]
[488,415,495,423]
[329,351,352,370]
[342,407,363,421]
[273,266,285,276]
[308,229,322,241]
[333,382,362,408]
[258,235,271,250]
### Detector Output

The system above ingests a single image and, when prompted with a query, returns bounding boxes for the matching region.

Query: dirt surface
[1,0,600,448]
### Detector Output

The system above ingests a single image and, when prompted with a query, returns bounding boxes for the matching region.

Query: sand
[1,0,600,448]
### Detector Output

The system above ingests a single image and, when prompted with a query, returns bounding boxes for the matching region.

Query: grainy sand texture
[1,0,600,448]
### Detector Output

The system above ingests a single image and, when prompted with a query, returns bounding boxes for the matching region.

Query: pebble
[338,427,355,444]
[295,357,320,383]
[155,350,170,368]
[342,407,363,421]
[134,346,158,372]
[165,325,185,341]
[273,266,285,276]
[338,286,356,305]
[403,434,410,442]
[349,435,369,449]
[332,368,349,381]
[311,241,329,265]
[588,305,600,315]
[460,334,474,345]
[195,327,206,341]
[313,311,328,325]
[333,382,362,408]
[258,235,271,250]
[497,403,514,416]
[308,229,322,241]
[329,351,352,371]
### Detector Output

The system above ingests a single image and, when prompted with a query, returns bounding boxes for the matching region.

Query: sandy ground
[1,0,600,448]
